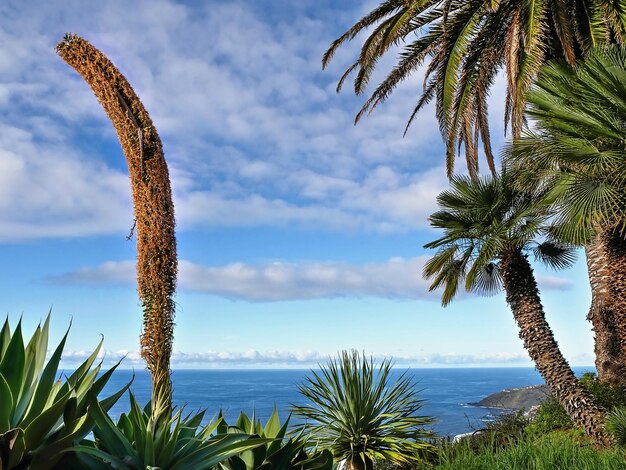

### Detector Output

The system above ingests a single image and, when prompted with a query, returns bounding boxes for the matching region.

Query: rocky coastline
[451,385,550,442]
[469,384,550,411]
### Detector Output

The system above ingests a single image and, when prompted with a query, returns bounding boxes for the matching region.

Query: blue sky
[1,0,594,368]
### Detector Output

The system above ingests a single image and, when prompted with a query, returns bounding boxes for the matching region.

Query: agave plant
[293,351,434,470]
[217,409,333,470]
[0,313,129,470]
[71,391,270,470]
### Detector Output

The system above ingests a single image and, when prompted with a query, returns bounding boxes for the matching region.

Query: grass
[432,430,626,469]
[374,407,626,470]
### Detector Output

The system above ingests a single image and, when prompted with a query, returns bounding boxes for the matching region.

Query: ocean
[99,367,594,437]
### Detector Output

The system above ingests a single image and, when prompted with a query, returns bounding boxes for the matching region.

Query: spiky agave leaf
[217,408,333,470]
[0,313,129,470]
[72,393,270,470]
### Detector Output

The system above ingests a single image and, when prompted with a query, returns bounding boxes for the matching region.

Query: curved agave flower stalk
[56,34,177,408]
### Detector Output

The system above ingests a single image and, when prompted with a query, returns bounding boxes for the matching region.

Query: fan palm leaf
[505,46,626,385]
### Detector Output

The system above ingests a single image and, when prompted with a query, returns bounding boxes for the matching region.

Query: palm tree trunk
[499,250,608,443]
[585,229,626,386]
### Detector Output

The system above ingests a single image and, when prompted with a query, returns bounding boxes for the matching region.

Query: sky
[0,0,595,369]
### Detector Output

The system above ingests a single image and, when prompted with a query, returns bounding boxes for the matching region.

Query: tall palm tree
[323,0,625,177]
[56,35,178,410]
[505,46,626,385]
[424,173,608,442]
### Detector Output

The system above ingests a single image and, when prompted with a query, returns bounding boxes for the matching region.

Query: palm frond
[533,241,578,270]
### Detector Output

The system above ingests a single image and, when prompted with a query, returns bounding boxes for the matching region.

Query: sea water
[98,367,594,437]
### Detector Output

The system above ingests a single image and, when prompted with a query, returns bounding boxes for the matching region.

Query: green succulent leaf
[0,314,126,470]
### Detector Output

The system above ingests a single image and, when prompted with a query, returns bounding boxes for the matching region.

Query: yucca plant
[293,350,434,470]
[0,313,129,470]
[70,391,269,470]
[605,408,626,448]
[217,409,333,470]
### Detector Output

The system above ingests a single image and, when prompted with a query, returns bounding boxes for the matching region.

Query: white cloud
[0,0,450,240]
[0,124,132,240]
[49,257,572,302]
[60,348,532,368]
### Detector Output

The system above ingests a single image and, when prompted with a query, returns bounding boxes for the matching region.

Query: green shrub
[605,407,626,447]
[217,409,333,470]
[293,350,435,470]
[579,373,626,410]
[525,397,573,437]
[70,391,268,470]
[0,314,129,470]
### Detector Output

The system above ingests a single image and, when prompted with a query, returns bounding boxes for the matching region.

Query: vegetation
[322,0,626,177]
[14,7,626,468]
[56,34,178,407]
[506,46,626,385]
[423,173,607,441]
[70,391,267,470]
[432,430,626,470]
[606,408,626,448]
[217,409,333,470]
[293,350,434,470]
[525,397,573,438]
[0,314,129,470]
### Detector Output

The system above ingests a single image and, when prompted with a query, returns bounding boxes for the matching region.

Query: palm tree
[56,35,178,410]
[424,173,608,442]
[323,0,625,177]
[505,46,626,385]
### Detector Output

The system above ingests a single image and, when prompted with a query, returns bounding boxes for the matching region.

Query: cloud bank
[49,257,572,302]
[60,348,533,369]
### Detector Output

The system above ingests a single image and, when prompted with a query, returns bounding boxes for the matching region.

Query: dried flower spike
[57,34,177,407]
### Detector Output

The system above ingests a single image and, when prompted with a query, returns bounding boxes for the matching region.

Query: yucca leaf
[70,445,131,469]
[90,399,138,463]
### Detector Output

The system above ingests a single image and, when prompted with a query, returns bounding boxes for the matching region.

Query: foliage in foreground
[522,372,626,439]
[605,408,626,448]
[70,391,268,470]
[293,350,434,470]
[432,430,626,470]
[0,314,128,470]
[579,373,626,411]
[524,397,573,438]
[217,409,332,470]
